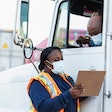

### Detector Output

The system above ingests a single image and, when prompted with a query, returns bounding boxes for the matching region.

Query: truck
[0,0,112,112]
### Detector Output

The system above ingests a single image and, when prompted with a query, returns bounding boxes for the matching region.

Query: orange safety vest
[27,71,80,112]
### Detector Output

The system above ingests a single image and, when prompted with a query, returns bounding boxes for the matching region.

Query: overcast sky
[0,0,16,29]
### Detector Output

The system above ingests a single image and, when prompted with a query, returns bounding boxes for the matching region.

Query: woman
[27,46,84,112]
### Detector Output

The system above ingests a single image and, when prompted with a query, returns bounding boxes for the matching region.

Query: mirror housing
[13,0,29,47]
[23,38,33,59]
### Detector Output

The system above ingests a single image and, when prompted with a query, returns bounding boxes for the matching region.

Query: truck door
[103,0,112,112]
[49,0,107,112]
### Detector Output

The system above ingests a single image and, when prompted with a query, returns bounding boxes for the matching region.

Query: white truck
[0,0,112,112]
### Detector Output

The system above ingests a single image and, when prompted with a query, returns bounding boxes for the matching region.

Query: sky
[0,0,16,29]
[0,0,55,46]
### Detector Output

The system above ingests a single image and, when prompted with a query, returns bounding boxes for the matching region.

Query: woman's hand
[69,84,85,98]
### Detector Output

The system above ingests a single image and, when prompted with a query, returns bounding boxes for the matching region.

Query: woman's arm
[29,80,74,112]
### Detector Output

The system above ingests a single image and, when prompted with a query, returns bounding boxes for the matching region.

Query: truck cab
[47,0,112,112]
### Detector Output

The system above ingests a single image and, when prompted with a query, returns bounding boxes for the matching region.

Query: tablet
[76,70,106,97]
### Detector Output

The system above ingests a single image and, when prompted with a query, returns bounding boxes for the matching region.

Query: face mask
[91,33,102,45]
[46,60,64,74]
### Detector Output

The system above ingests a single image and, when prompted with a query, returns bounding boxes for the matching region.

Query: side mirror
[23,38,33,59]
[19,0,29,40]
[13,0,29,46]
[23,38,40,73]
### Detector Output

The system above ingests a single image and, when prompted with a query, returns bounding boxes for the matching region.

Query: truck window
[69,14,89,47]
[52,0,103,48]
[53,2,68,48]
[19,1,29,40]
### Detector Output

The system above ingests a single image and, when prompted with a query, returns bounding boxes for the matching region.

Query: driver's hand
[76,36,90,45]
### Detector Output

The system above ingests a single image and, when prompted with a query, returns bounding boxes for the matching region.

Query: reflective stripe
[41,71,62,95]
[35,74,56,97]
[77,98,80,112]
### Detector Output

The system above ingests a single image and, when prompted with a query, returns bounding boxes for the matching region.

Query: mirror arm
[13,0,21,46]
[30,58,39,73]
[34,47,44,51]
[14,35,24,47]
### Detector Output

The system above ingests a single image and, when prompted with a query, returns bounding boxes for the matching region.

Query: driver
[76,10,102,47]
